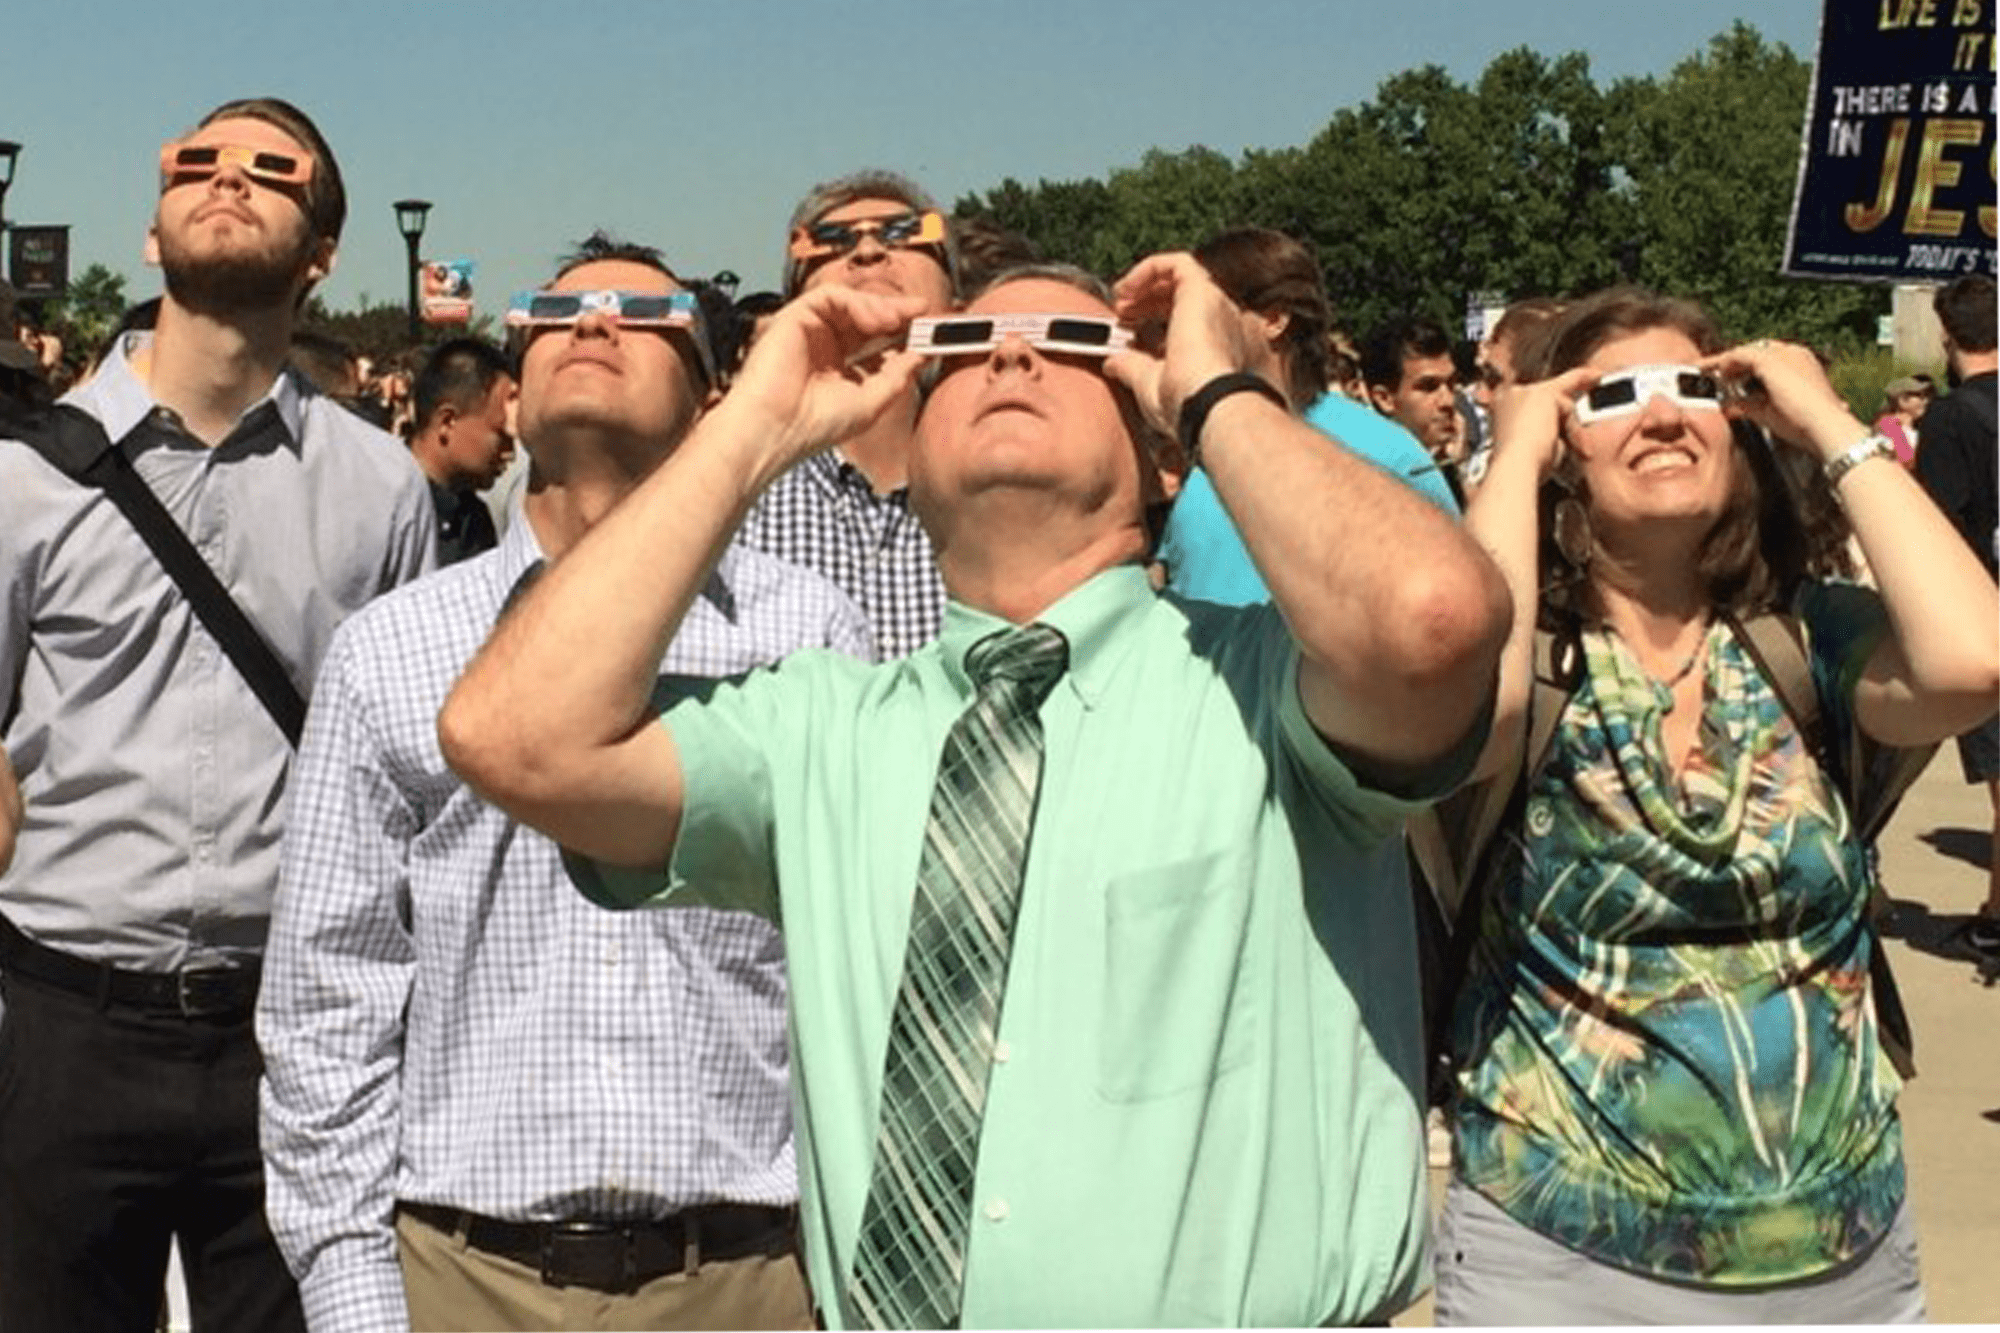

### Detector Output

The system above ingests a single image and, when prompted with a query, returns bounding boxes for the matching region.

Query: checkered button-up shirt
[258,514,872,1333]
[737,450,946,659]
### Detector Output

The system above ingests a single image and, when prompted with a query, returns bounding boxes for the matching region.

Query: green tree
[1607,22,1881,346]
[42,263,130,361]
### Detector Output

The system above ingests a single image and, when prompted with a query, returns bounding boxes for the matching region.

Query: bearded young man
[0,97,434,1333]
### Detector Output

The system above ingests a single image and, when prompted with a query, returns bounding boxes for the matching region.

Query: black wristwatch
[1176,373,1288,469]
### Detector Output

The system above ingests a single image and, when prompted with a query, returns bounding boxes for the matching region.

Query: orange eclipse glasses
[159,141,315,191]
[788,209,947,264]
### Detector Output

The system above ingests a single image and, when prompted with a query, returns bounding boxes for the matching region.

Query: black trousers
[0,971,304,1333]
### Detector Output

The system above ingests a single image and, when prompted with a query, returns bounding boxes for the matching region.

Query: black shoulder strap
[4,402,307,746]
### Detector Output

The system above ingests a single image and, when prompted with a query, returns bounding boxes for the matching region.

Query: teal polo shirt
[575,565,1443,1326]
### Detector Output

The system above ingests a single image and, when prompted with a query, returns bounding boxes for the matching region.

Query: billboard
[1783,0,1996,282]
[7,225,70,297]
[420,259,474,325]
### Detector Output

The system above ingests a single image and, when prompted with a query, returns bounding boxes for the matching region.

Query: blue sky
[3,0,1821,316]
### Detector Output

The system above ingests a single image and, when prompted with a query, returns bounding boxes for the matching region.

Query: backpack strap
[1724,607,1922,1079]
[1,401,308,746]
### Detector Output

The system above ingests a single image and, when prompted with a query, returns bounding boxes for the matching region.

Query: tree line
[954,23,1882,350]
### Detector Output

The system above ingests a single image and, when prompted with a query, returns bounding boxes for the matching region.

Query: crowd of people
[0,93,1994,1333]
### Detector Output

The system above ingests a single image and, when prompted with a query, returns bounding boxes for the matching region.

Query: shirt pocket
[1097,847,1256,1103]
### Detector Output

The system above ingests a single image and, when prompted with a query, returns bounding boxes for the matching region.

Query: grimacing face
[1564,325,1734,548]
[516,259,702,450]
[911,277,1163,539]
[798,196,953,312]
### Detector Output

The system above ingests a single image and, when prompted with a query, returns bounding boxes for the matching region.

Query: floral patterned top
[1450,581,1906,1286]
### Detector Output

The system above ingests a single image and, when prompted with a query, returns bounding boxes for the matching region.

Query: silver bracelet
[1823,433,1897,491]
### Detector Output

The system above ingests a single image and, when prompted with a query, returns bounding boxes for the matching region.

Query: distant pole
[0,141,21,276]
[393,199,432,343]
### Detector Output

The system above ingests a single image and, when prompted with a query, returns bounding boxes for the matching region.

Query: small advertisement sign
[420,259,475,324]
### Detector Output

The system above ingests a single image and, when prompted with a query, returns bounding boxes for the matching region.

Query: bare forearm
[1810,418,1999,702]
[1201,393,1510,766]
[0,742,17,875]
[1460,433,1547,778]
[439,399,789,856]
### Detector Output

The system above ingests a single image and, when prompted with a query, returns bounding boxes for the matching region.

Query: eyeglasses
[505,289,715,381]
[1574,364,1724,425]
[907,313,1132,359]
[789,210,948,264]
[159,141,314,189]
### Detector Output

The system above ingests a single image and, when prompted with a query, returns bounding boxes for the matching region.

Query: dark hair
[1934,274,1996,354]
[1360,315,1451,391]
[413,337,512,434]
[1532,287,1847,621]
[1194,227,1332,409]
[288,329,359,396]
[554,231,678,284]
[952,215,1044,298]
[198,97,346,244]
[534,232,715,387]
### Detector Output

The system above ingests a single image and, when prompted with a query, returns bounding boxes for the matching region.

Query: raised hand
[1103,252,1257,432]
[725,285,930,472]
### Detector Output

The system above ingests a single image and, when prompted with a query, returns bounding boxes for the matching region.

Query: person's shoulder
[298,393,430,495]
[325,549,511,667]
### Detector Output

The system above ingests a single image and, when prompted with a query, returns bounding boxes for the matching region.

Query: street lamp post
[0,141,22,276]
[393,199,432,343]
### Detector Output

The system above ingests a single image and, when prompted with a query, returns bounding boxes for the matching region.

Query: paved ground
[1396,750,1998,1325]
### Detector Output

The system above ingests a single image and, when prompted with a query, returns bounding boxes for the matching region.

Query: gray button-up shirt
[0,334,437,970]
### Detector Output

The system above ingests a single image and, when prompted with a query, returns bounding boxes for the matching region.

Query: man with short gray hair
[734,170,955,657]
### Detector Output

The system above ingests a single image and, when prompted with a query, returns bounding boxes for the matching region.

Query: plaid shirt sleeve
[257,622,420,1333]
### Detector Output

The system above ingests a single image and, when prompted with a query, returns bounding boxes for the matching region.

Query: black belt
[0,914,260,1019]
[399,1201,796,1293]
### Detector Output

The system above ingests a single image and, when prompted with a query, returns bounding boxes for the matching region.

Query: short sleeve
[563,670,792,920]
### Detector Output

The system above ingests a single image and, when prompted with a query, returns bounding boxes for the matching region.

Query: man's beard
[159,224,315,316]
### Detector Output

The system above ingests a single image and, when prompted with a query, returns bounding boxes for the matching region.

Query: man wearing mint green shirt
[443,257,1510,1326]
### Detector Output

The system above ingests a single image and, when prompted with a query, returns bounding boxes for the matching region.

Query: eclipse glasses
[505,288,716,382]
[906,313,1133,359]
[159,141,315,189]
[1574,364,1725,425]
[789,209,948,264]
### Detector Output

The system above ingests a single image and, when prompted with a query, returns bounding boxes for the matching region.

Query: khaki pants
[396,1207,815,1332]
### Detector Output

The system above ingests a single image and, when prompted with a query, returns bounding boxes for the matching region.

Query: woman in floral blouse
[1438,288,1999,1324]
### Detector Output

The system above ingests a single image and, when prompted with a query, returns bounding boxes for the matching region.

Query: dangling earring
[1553,496,1593,570]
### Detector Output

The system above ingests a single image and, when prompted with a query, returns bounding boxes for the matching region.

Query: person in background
[406,336,515,565]
[1912,274,2000,955]
[1874,374,1932,467]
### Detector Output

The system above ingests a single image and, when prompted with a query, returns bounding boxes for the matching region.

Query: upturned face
[911,277,1162,541]
[1565,325,1734,546]
[149,116,330,311]
[516,259,702,453]
[796,196,952,312]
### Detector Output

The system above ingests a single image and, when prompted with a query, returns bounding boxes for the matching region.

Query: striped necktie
[845,622,1071,1330]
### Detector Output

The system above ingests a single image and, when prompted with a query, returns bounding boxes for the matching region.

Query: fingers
[1112,251,1201,322]
[1101,350,1169,431]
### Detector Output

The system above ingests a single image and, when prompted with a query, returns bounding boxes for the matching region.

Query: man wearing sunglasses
[440,252,1510,1326]
[0,98,435,1333]
[734,170,956,659]
[260,233,866,1332]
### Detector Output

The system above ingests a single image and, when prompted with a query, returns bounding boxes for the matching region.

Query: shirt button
[604,945,620,965]
[983,1199,1008,1222]
[993,1040,1011,1064]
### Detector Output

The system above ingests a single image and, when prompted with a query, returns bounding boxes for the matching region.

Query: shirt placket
[185,446,226,955]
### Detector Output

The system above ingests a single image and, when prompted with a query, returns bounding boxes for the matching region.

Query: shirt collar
[937,564,1155,710]
[66,331,307,449]
[494,510,743,625]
